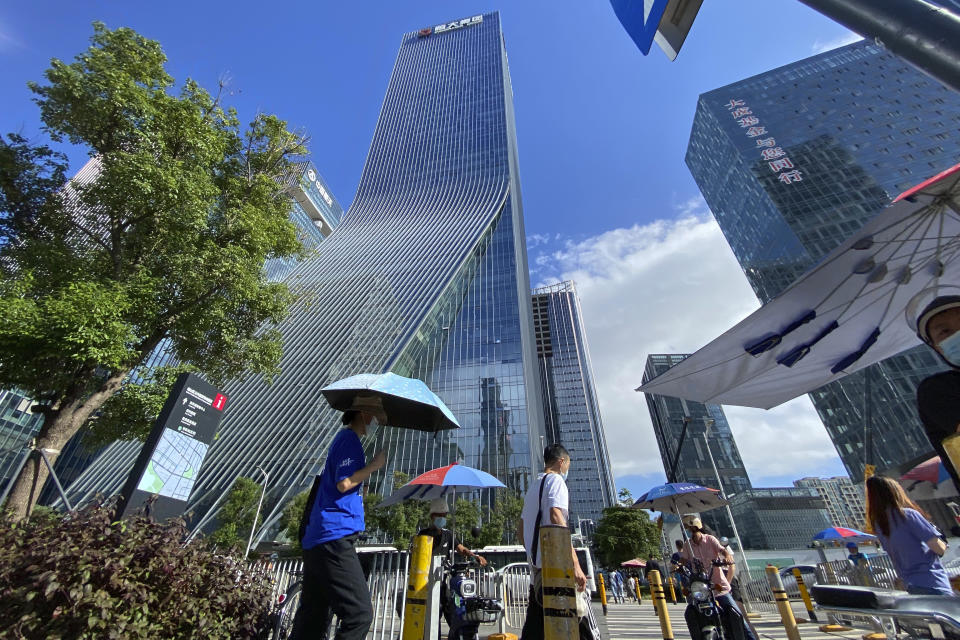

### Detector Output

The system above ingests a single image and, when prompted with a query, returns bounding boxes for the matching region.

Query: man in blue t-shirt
[290,395,387,640]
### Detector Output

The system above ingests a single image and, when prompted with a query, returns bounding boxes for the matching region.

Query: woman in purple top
[866,476,953,596]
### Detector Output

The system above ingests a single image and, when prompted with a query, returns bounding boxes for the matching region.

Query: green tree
[493,491,525,545]
[0,23,308,518]
[592,506,661,567]
[367,472,429,549]
[618,487,634,507]
[280,489,311,550]
[209,476,263,552]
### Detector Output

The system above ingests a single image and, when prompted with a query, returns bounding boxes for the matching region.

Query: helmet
[906,286,960,344]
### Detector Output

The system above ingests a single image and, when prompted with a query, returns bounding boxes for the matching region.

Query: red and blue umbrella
[901,456,958,499]
[902,456,952,485]
[378,462,506,507]
[812,526,876,544]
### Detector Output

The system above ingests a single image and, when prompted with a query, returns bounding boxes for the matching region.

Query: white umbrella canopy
[639,163,960,409]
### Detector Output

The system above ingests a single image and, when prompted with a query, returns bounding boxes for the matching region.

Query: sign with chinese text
[118,373,226,521]
[724,98,804,186]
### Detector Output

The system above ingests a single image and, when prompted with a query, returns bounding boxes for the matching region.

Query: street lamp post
[244,465,269,560]
[700,419,755,612]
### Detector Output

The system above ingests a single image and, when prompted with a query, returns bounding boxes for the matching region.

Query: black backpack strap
[298,475,323,544]
[530,475,548,565]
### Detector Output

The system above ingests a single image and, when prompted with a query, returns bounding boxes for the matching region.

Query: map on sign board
[136,427,210,501]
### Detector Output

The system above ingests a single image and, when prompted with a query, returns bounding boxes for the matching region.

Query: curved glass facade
[685,41,960,479]
[62,12,544,541]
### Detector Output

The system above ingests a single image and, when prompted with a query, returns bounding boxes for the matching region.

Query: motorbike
[679,558,745,640]
[443,558,503,640]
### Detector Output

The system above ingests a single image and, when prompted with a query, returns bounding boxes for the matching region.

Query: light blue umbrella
[632,482,728,513]
[321,372,460,432]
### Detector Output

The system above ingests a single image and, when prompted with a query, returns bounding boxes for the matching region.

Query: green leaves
[208,477,263,551]
[0,501,271,638]
[592,506,661,568]
[0,21,309,515]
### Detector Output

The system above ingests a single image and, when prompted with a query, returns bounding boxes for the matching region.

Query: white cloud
[0,20,23,52]
[526,233,552,248]
[535,200,844,486]
[811,31,863,55]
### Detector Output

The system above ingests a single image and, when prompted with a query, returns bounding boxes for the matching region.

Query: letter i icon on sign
[213,394,227,411]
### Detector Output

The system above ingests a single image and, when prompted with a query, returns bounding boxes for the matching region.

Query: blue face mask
[938,331,960,367]
[433,517,447,528]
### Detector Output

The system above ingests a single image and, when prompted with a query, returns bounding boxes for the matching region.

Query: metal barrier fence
[249,549,502,640]
[815,555,900,590]
[500,562,532,629]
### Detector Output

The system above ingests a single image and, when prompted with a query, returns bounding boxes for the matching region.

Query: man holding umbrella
[291,395,387,640]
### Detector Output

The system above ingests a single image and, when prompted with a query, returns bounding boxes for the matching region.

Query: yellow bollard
[943,434,960,478]
[540,525,579,640]
[667,576,677,604]
[635,575,643,605]
[792,568,818,623]
[402,535,433,640]
[598,572,608,615]
[766,566,802,640]
[648,570,674,640]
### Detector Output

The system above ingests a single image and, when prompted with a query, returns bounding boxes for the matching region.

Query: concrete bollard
[766,566,802,640]
[402,535,433,640]
[648,570,674,640]
[540,525,579,640]
[635,576,643,604]
[598,572,608,615]
[792,568,818,623]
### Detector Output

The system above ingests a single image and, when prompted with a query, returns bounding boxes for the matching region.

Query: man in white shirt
[518,444,587,640]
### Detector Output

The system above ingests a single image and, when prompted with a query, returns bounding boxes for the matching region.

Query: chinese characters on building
[725,99,803,185]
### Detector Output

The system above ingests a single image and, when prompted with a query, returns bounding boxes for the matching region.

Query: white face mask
[938,331,960,367]
[366,417,380,440]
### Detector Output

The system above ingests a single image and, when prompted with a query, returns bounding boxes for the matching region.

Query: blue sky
[0,2,858,496]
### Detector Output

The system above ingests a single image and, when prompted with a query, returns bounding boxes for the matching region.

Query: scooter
[443,558,503,640]
[679,558,745,640]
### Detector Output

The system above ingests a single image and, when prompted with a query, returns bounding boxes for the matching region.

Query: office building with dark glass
[643,354,753,537]
[729,487,831,550]
[533,281,616,528]
[63,12,545,543]
[685,41,960,480]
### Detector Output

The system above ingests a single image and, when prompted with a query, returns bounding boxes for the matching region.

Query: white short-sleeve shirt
[521,472,569,567]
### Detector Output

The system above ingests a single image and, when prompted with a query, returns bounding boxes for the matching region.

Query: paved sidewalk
[599,601,868,640]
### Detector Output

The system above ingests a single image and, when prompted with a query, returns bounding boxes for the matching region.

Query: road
[598,600,868,640]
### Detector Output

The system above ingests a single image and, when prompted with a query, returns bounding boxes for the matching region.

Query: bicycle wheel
[273,581,303,640]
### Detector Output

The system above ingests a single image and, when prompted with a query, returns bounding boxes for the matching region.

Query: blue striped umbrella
[321,372,460,432]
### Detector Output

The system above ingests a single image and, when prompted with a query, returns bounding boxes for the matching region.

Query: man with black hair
[518,443,587,640]
[912,295,960,492]
[291,395,387,640]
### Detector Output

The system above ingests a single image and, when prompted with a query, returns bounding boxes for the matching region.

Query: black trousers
[290,535,373,640]
[520,582,597,640]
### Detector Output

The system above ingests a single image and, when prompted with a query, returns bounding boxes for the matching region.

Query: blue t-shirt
[875,508,951,592]
[302,429,366,548]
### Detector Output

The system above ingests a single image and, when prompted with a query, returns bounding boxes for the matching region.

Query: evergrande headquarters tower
[63,12,547,542]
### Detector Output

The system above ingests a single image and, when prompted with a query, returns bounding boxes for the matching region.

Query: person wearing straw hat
[912,294,960,493]
[417,497,488,566]
[290,395,388,640]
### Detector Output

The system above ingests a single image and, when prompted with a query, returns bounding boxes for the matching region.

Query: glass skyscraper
[63,12,545,543]
[643,354,753,538]
[685,41,960,480]
[532,281,616,527]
